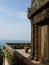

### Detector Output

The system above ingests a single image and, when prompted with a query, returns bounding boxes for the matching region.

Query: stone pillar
[38,26,41,60]
[30,21,35,60]
[34,24,38,61]
[41,25,49,65]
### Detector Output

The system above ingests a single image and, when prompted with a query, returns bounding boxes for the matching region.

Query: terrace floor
[15,49,41,65]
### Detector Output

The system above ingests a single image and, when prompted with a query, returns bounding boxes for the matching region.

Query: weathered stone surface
[27,0,49,18]
[27,0,49,65]
[31,0,49,13]
[33,8,49,24]
[34,25,38,61]
[31,23,35,60]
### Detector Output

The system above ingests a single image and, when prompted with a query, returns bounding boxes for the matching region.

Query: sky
[0,0,31,41]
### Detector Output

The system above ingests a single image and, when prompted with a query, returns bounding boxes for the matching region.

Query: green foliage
[4,47,17,65]
[13,45,18,49]
[18,44,24,49]
[12,44,30,49]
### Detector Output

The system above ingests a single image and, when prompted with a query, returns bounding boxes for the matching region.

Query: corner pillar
[30,22,35,60]
[34,24,38,61]
[41,25,49,65]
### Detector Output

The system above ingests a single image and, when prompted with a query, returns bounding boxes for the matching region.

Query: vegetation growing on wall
[3,46,17,65]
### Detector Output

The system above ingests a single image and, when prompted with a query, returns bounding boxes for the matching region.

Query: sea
[0,40,31,49]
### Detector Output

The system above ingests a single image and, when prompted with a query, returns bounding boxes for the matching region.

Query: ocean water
[0,40,31,48]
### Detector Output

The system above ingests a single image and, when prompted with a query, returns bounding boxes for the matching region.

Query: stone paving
[15,49,41,65]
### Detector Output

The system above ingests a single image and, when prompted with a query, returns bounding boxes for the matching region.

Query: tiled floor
[15,49,30,58]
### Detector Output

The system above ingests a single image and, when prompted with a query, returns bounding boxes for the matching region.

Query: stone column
[30,21,35,60]
[41,25,49,65]
[34,24,38,61]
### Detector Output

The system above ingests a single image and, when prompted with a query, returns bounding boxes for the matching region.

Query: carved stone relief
[31,0,49,13]
[33,8,49,24]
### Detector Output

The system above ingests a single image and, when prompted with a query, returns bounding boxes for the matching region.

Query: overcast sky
[0,0,31,40]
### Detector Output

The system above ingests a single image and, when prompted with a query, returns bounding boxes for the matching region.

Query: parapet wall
[3,43,33,65]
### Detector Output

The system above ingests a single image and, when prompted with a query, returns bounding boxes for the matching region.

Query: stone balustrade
[27,0,49,65]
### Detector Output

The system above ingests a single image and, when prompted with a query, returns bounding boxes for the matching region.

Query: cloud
[0,8,27,19]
